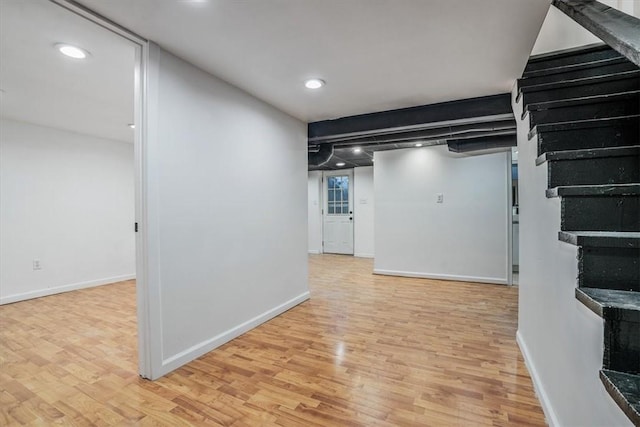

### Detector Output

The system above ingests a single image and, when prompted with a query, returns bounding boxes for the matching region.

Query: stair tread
[522,56,627,79]
[547,183,640,198]
[559,231,640,248]
[536,145,640,165]
[576,287,640,319]
[529,115,640,140]
[522,90,640,120]
[600,370,640,426]
[526,43,611,64]
[519,70,640,99]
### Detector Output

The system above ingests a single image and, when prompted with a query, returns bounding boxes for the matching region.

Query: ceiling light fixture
[128,123,136,129]
[336,162,345,167]
[353,147,362,153]
[305,78,325,89]
[415,143,423,147]
[55,43,89,59]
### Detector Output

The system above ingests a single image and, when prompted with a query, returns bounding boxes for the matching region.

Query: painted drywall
[308,171,322,254]
[144,44,309,378]
[0,119,135,304]
[532,5,600,55]
[513,89,632,426]
[353,166,374,258]
[374,145,509,284]
[601,0,640,17]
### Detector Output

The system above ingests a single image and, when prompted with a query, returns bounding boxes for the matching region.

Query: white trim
[0,274,136,305]
[157,291,310,377]
[516,330,559,427]
[50,0,147,44]
[308,250,321,254]
[506,150,514,286]
[354,253,374,259]
[373,269,508,285]
[143,42,163,380]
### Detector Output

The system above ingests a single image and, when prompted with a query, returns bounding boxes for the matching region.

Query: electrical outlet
[436,193,444,203]
[33,259,42,270]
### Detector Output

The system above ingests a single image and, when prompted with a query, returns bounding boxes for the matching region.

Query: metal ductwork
[308,143,334,167]
[307,93,518,170]
[447,133,517,153]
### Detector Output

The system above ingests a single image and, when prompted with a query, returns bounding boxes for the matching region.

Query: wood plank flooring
[0,255,547,426]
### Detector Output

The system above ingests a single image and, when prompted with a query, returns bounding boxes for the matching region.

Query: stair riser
[579,247,640,291]
[548,156,640,187]
[519,61,637,89]
[525,48,621,73]
[537,123,639,155]
[562,196,640,232]
[521,76,640,107]
[527,97,640,131]
[605,319,640,374]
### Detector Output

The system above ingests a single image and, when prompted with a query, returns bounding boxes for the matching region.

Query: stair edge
[599,370,640,426]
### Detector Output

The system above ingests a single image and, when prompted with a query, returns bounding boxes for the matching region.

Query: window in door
[327,176,349,215]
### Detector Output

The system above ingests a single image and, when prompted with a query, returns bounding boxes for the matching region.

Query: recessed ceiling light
[415,143,423,147]
[128,123,135,129]
[55,43,89,59]
[336,162,345,167]
[305,78,325,89]
[353,147,362,153]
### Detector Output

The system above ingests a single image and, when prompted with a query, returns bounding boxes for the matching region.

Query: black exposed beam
[553,0,640,67]
[308,93,513,141]
[447,134,516,153]
[318,119,516,147]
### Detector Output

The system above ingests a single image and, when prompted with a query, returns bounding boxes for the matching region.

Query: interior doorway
[0,0,148,375]
[322,169,354,254]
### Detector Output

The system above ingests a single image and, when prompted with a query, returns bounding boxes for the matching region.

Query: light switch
[359,198,368,204]
[436,193,444,203]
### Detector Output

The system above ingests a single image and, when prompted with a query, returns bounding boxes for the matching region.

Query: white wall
[532,1,640,55]
[354,166,374,258]
[0,119,135,304]
[532,6,601,55]
[607,0,640,17]
[513,88,632,426]
[308,171,322,254]
[374,145,509,284]
[143,44,309,379]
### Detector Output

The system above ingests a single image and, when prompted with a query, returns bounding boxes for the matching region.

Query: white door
[323,170,354,254]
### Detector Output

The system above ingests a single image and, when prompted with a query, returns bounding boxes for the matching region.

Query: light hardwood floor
[0,255,546,426]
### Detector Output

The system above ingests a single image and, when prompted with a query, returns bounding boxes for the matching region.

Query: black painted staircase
[519,43,640,425]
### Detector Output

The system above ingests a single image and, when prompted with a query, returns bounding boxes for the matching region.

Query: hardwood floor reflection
[0,255,546,425]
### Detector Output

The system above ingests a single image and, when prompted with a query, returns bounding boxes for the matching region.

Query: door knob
[349,217,353,220]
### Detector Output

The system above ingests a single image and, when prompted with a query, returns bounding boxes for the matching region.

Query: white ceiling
[0,0,551,144]
[76,0,551,122]
[0,0,135,143]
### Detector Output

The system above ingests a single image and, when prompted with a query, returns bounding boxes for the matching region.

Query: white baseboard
[308,250,321,254]
[354,252,374,259]
[0,274,136,305]
[160,291,311,375]
[516,330,559,427]
[373,269,507,285]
